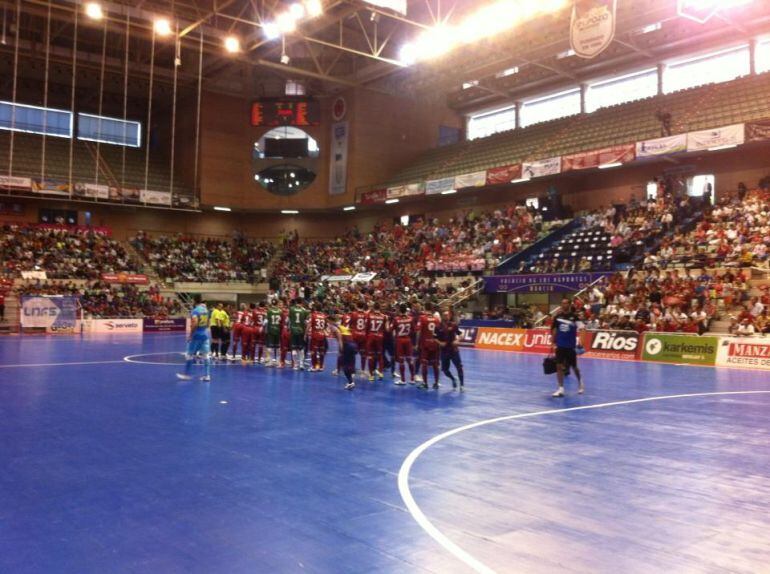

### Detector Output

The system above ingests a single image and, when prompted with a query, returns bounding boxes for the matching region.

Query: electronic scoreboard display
[250,99,321,127]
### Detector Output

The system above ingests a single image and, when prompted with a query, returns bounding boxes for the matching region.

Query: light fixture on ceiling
[343,206,356,211]
[224,35,240,53]
[213,206,232,212]
[385,198,399,204]
[263,22,280,40]
[305,0,324,17]
[707,144,738,151]
[441,189,457,195]
[85,2,103,20]
[398,0,568,65]
[598,162,623,169]
[154,18,173,37]
[281,209,299,214]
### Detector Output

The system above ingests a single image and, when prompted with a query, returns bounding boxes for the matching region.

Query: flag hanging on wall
[570,0,617,59]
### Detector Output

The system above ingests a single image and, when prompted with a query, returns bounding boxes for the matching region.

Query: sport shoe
[415,374,424,383]
[432,383,439,390]
[200,375,211,382]
[345,382,356,390]
[176,373,192,381]
[374,370,384,380]
[394,371,401,379]
[331,369,339,376]
[552,388,565,397]
[394,380,406,386]
[368,374,375,382]
[452,381,457,389]
[418,383,428,389]
[577,382,585,394]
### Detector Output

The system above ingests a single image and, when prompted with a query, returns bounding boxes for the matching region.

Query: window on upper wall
[520,89,580,128]
[587,68,658,112]
[285,80,306,96]
[756,39,770,73]
[0,101,73,137]
[77,113,141,147]
[663,44,750,93]
[467,105,517,140]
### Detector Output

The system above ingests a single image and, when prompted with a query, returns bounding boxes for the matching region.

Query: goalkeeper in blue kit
[177,296,212,382]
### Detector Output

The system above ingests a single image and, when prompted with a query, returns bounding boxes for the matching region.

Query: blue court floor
[0,333,768,574]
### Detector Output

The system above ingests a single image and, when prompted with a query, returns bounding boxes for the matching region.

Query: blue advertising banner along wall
[484,272,614,294]
[21,296,79,331]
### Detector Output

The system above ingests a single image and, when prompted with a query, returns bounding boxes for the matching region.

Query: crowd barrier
[458,321,770,372]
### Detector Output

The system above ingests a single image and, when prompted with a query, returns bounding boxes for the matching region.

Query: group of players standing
[206,298,465,392]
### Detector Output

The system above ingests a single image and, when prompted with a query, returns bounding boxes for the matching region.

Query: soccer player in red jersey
[240,303,257,365]
[393,303,415,385]
[307,303,329,372]
[349,303,369,374]
[231,303,247,360]
[416,301,441,389]
[366,302,388,381]
[252,302,268,364]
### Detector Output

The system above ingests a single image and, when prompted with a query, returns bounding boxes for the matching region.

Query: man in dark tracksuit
[438,310,464,391]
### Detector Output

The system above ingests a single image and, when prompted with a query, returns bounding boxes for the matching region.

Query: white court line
[0,359,125,368]
[397,390,770,574]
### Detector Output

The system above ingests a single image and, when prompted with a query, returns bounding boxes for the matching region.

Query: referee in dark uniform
[550,298,584,397]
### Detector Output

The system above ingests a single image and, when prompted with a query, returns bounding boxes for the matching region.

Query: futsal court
[0,333,768,574]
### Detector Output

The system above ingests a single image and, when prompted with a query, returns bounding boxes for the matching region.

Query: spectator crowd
[130,232,275,283]
[15,280,183,318]
[0,224,138,279]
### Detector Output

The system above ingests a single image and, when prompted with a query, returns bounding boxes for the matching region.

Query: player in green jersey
[265,302,283,366]
[288,299,310,370]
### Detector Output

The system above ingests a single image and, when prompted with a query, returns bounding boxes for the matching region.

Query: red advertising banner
[581,330,641,361]
[485,164,522,185]
[359,188,387,205]
[562,143,635,172]
[745,119,770,143]
[101,273,149,285]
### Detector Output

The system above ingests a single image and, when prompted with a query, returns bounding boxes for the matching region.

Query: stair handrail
[533,273,610,327]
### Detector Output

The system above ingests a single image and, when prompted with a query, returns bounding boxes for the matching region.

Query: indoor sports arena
[1,0,769,572]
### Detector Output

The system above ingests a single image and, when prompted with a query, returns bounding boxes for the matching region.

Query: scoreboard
[251,99,321,127]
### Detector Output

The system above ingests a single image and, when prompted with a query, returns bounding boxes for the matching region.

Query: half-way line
[397,390,770,574]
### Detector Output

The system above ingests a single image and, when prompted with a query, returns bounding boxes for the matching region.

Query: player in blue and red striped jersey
[438,309,464,391]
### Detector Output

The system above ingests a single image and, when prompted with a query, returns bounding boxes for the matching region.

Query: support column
[657,63,665,95]
[580,83,588,114]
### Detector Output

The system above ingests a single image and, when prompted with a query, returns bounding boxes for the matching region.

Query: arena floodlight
[281,209,299,214]
[441,189,457,195]
[289,3,306,19]
[277,12,297,33]
[343,206,356,211]
[511,177,529,183]
[263,22,280,40]
[154,18,173,37]
[214,206,232,212]
[385,199,399,204]
[305,0,324,17]
[224,36,240,53]
[85,2,103,21]
[598,162,623,169]
[399,0,568,65]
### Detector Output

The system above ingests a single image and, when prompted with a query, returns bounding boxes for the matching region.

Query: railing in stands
[534,274,609,327]
[440,277,485,309]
